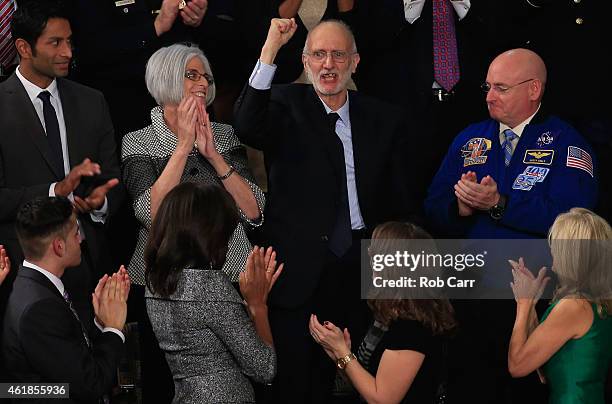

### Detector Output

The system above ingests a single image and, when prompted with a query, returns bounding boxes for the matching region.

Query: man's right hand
[54,158,101,197]
[260,18,298,65]
[457,171,477,216]
[154,0,181,36]
[93,272,128,331]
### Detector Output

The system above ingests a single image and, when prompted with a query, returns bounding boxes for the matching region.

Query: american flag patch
[566,146,594,177]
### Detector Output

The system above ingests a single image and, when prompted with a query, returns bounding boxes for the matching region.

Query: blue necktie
[502,129,518,167]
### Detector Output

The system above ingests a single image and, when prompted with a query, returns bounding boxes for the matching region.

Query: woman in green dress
[507,207,612,404]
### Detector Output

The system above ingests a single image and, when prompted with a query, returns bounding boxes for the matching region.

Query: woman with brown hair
[309,221,456,403]
[144,182,282,403]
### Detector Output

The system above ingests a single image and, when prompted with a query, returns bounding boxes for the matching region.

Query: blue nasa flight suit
[425,114,598,239]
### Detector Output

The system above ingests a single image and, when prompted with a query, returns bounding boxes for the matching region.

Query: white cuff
[249,60,277,90]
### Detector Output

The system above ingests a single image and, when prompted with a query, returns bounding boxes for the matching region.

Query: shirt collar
[499,104,541,138]
[22,259,65,297]
[319,92,351,129]
[15,65,59,105]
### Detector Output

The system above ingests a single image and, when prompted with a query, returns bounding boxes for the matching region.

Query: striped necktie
[0,0,16,70]
[63,290,92,348]
[502,129,518,167]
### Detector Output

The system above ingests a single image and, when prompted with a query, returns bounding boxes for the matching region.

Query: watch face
[490,205,503,220]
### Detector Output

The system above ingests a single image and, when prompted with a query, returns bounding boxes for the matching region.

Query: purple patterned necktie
[0,0,16,69]
[432,0,460,92]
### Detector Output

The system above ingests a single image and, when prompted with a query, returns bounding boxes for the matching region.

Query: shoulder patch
[461,138,492,166]
[566,146,594,177]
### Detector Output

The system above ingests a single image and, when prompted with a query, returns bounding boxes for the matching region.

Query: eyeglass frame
[185,69,214,84]
[481,78,535,94]
[303,50,357,63]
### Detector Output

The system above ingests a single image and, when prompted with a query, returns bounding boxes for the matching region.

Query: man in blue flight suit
[426,48,597,239]
[424,48,598,404]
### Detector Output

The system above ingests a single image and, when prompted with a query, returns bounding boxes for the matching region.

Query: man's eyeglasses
[481,78,535,94]
[185,69,214,84]
[303,50,356,63]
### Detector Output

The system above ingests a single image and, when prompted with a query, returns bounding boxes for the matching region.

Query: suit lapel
[304,86,345,190]
[4,75,64,180]
[347,91,371,200]
[18,265,64,301]
[57,79,79,169]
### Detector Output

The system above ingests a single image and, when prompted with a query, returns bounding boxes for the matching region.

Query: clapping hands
[239,246,284,308]
[509,257,550,305]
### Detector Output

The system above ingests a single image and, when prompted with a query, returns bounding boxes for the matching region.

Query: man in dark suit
[2,196,128,403]
[347,0,517,203]
[0,0,122,322]
[234,18,418,403]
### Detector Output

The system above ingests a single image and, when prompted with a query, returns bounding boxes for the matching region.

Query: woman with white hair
[508,208,612,404]
[122,43,264,287]
[121,43,265,401]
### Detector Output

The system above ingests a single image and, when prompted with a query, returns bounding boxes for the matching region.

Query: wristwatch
[336,353,357,370]
[489,194,507,220]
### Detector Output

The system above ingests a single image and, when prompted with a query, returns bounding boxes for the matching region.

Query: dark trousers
[268,231,371,404]
[447,299,548,404]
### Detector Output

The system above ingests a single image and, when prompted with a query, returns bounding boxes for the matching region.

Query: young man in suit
[0,1,122,324]
[2,196,129,403]
[234,18,419,403]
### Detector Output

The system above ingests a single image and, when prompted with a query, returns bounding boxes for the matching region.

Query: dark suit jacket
[2,266,123,403]
[234,83,419,308]
[0,74,123,285]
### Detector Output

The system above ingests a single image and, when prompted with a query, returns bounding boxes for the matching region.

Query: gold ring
[178,0,187,10]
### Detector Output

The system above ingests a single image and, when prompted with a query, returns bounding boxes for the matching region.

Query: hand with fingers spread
[73,178,119,213]
[508,257,550,305]
[239,246,284,309]
[54,158,101,197]
[454,173,500,211]
[457,171,477,216]
[0,245,11,285]
[309,314,352,360]
[180,0,207,27]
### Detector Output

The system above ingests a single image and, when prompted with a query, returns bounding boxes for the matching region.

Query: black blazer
[2,266,123,403]
[234,83,419,308]
[0,74,123,279]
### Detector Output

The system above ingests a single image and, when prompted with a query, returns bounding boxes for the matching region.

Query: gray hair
[303,20,358,54]
[145,43,216,107]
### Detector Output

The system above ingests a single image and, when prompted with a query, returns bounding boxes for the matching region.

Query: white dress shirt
[403,0,470,24]
[15,66,108,223]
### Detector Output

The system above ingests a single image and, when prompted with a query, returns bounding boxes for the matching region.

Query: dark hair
[367,222,457,335]
[15,196,74,260]
[11,0,69,54]
[145,183,239,298]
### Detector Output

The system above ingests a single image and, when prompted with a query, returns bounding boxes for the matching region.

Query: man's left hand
[73,178,119,214]
[454,174,500,210]
[181,0,207,27]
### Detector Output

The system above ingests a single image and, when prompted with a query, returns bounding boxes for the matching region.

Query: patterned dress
[121,106,265,285]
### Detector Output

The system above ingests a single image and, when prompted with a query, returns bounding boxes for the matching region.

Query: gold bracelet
[218,165,235,181]
[336,352,356,370]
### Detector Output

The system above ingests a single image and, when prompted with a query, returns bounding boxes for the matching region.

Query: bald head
[491,48,547,90]
[304,20,357,54]
[485,48,548,127]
